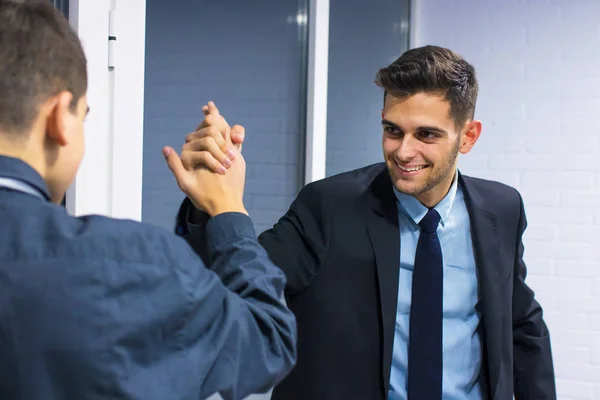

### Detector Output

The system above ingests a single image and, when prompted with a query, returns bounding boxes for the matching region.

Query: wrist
[205,202,248,217]
[187,201,210,225]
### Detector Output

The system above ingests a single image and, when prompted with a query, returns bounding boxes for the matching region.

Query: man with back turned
[0,1,296,398]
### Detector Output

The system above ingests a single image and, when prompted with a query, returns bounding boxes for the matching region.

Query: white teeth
[399,165,426,172]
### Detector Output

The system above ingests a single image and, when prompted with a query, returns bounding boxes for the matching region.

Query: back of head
[375,45,478,128]
[0,0,87,136]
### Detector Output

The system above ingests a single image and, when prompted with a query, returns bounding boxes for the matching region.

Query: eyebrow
[86,106,90,115]
[381,119,448,135]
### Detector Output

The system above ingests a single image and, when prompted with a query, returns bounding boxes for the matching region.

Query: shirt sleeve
[101,213,297,400]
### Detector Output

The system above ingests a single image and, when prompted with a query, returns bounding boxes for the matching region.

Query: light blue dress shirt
[388,172,484,400]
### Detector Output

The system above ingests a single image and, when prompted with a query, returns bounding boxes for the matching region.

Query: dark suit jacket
[179,163,556,400]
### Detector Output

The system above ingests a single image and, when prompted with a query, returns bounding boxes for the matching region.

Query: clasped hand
[163,102,247,217]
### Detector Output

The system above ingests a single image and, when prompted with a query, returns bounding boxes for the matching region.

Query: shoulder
[461,174,523,204]
[461,174,518,193]
[459,174,524,228]
[18,206,197,269]
[69,214,195,267]
[299,163,387,201]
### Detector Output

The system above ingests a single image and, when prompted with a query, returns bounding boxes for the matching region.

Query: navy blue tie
[407,208,443,399]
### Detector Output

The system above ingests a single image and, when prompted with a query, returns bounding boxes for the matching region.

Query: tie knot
[419,209,441,234]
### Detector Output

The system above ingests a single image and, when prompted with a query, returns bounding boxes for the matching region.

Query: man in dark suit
[177,46,556,399]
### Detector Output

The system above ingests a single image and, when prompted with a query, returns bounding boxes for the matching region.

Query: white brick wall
[414,0,600,398]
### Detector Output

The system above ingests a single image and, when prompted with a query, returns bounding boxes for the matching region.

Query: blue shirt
[388,172,484,400]
[0,155,296,400]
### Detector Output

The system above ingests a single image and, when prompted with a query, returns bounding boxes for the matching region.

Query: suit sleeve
[175,196,211,266]
[106,213,297,400]
[256,182,331,297]
[512,194,557,399]
[176,182,332,298]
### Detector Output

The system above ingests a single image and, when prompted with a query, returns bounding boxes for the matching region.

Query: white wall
[67,0,112,216]
[110,0,146,221]
[67,0,145,220]
[413,0,600,398]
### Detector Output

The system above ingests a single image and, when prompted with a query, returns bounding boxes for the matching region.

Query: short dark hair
[0,0,87,135]
[375,45,478,128]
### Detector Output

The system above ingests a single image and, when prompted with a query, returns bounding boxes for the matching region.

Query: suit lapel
[460,175,502,399]
[366,171,505,396]
[366,170,400,395]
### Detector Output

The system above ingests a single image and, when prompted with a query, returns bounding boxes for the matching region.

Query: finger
[186,126,236,161]
[207,101,220,117]
[230,124,245,152]
[205,102,231,144]
[185,127,235,159]
[185,126,226,150]
[195,114,232,146]
[182,137,232,169]
[163,147,191,192]
[181,150,226,175]
[196,102,220,130]
[195,113,210,130]
[186,126,226,146]
[194,103,233,157]
[216,114,232,145]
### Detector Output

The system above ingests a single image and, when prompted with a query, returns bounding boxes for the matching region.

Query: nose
[394,135,419,162]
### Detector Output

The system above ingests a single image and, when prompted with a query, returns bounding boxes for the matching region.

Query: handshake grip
[163,102,248,217]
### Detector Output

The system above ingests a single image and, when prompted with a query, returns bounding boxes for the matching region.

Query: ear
[459,119,482,155]
[44,91,74,147]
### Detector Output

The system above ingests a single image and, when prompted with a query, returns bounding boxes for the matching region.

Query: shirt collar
[0,155,52,201]
[393,171,459,227]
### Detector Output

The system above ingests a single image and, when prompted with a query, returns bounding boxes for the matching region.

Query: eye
[419,130,438,139]
[384,126,401,135]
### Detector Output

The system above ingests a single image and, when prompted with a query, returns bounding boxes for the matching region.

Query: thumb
[163,146,189,191]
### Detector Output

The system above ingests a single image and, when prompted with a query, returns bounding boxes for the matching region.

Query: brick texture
[414,0,600,397]
[142,0,306,234]
[326,0,410,177]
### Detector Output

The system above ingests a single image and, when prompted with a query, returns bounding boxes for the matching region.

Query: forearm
[192,213,297,398]
[118,215,297,400]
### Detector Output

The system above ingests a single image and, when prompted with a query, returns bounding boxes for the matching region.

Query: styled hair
[0,0,87,134]
[375,45,478,128]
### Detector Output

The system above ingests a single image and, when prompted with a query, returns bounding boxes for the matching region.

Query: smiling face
[382,92,481,207]
[374,46,481,206]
